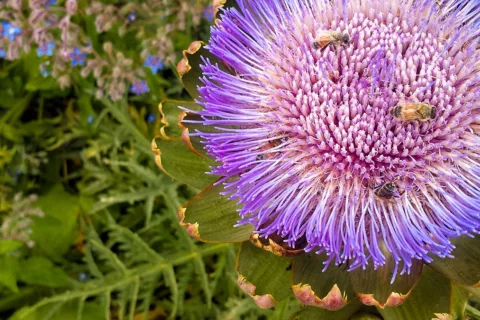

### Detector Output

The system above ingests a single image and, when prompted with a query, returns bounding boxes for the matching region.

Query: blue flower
[1,21,22,42]
[45,0,57,7]
[77,272,89,281]
[87,115,94,124]
[70,47,86,67]
[130,80,149,95]
[40,68,50,77]
[37,42,55,57]
[146,113,156,123]
[203,5,214,21]
[144,55,164,74]
[127,11,136,23]
[0,48,5,59]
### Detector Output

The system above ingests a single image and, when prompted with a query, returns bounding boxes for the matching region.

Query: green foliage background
[0,3,302,319]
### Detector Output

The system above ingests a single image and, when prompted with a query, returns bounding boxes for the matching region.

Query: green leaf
[377,266,468,320]
[25,76,59,91]
[349,312,383,320]
[0,240,23,254]
[100,98,151,156]
[429,234,480,286]
[292,254,355,311]
[159,100,202,140]
[152,138,218,190]
[177,41,228,101]
[180,112,216,160]
[349,244,423,307]
[18,256,71,288]
[467,286,480,299]
[236,242,292,308]
[180,182,253,242]
[177,42,207,100]
[293,299,362,320]
[0,255,18,293]
[466,304,480,319]
[451,285,470,320]
[10,300,105,320]
[31,184,79,261]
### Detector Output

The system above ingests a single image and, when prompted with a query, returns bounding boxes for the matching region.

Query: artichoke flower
[152,0,480,318]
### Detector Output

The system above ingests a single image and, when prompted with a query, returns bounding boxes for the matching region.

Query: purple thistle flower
[1,21,22,42]
[70,47,86,67]
[193,0,480,275]
[144,55,165,74]
[130,80,149,95]
[37,42,55,57]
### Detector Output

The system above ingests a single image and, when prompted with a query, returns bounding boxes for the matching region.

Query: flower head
[70,47,86,67]
[194,0,480,274]
[130,80,149,95]
[37,42,55,57]
[144,55,164,74]
[1,21,22,42]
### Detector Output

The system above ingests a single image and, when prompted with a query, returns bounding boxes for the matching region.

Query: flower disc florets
[193,0,480,274]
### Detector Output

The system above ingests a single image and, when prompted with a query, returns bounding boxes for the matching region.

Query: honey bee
[390,100,437,122]
[312,30,350,50]
[372,178,404,200]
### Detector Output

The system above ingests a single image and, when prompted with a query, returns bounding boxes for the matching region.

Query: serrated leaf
[159,100,202,140]
[180,182,253,242]
[152,138,218,190]
[349,244,423,308]
[236,242,292,307]
[180,112,215,160]
[292,254,355,311]
[176,41,229,101]
[377,266,468,320]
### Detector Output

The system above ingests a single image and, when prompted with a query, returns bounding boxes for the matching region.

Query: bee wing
[314,29,334,41]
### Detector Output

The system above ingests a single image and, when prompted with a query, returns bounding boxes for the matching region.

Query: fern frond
[13,213,230,320]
